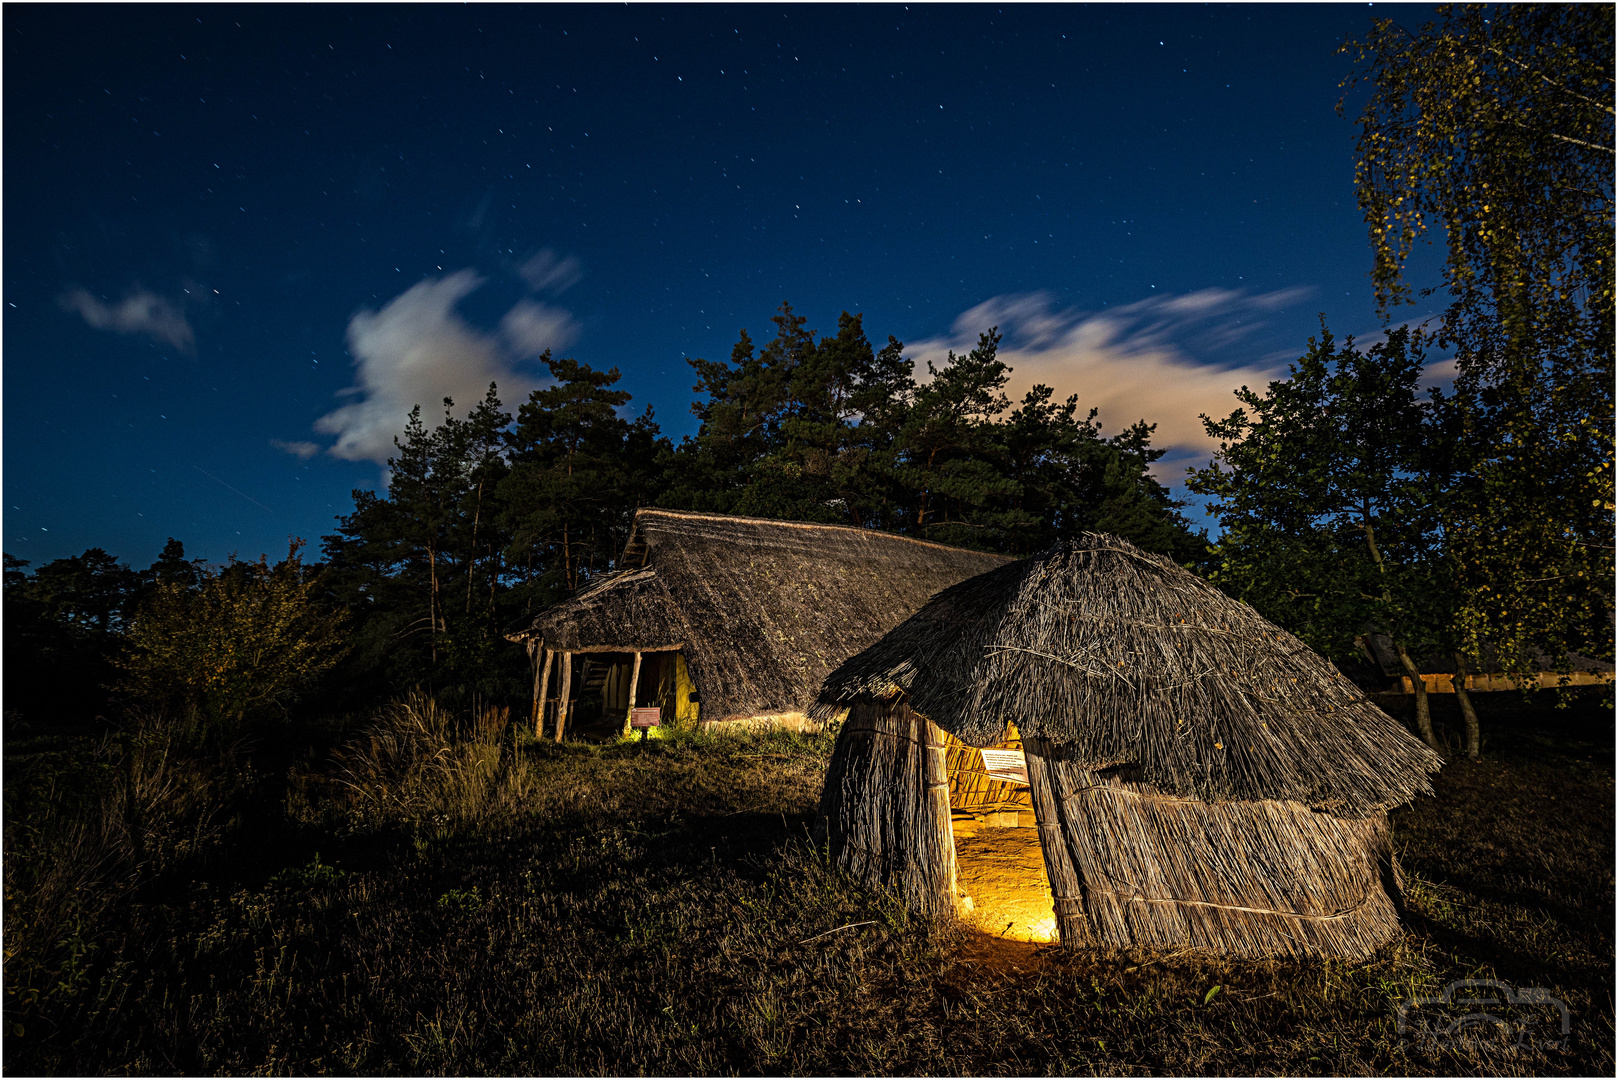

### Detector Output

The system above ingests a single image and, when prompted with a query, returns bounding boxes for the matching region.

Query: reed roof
[814,533,1443,816]
[510,509,1011,721]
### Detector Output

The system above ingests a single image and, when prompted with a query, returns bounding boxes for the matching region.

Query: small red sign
[631,707,661,728]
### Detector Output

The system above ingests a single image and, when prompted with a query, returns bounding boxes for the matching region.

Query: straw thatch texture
[1027,737,1404,960]
[814,533,1443,816]
[813,534,1441,958]
[519,567,686,655]
[512,509,1010,721]
[817,699,957,917]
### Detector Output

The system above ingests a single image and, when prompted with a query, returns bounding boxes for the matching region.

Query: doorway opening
[942,726,1056,942]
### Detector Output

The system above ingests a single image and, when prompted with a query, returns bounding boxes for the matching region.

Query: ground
[4,686,1611,1074]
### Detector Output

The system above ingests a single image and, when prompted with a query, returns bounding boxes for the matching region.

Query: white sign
[979,747,1028,786]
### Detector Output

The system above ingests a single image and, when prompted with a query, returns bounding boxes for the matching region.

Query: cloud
[313,270,568,465]
[909,289,1311,462]
[60,287,194,350]
[270,439,321,460]
[501,299,578,357]
[517,248,582,293]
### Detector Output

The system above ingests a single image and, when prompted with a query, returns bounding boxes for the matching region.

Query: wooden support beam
[622,650,643,739]
[920,713,960,914]
[534,647,553,740]
[555,651,572,742]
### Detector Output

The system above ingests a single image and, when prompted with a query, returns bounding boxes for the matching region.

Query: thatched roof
[510,509,1012,721]
[814,533,1443,816]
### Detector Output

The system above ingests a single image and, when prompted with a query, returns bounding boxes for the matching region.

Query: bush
[117,539,347,732]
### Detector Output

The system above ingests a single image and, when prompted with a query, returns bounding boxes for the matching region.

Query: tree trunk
[555,652,572,742]
[562,520,573,592]
[1394,641,1439,751]
[1361,509,1438,752]
[466,475,484,615]
[428,541,439,665]
[1453,652,1482,760]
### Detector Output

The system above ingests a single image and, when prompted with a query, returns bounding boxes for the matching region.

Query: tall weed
[4,709,242,1035]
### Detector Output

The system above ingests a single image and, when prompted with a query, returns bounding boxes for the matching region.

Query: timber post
[622,650,643,739]
[555,651,572,742]
[920,713,960,915]
[534,647,553,740]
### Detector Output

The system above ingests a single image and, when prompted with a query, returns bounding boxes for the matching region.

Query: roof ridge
[632,507,1017,561]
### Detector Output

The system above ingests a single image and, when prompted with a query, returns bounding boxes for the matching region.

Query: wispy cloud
[269,439,321,460]
[517,248,583,293]
[312,270,569,465]
[500,299,578,358]
[59,287,195,350]
[910,288,1312,460]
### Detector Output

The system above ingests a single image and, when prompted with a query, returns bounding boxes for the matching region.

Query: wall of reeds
[817,699,957,917]
[1027,737,1403,959]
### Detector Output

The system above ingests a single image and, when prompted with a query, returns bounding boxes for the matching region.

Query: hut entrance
[942,726,1056,943]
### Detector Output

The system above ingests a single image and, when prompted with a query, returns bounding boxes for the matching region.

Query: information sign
[979,747,1029,786]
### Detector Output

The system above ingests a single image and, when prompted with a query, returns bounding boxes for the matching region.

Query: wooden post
[920,713,960,915]
[534,647,553,740]
[622,651,643,739]
[1024,736,1090,946]
[554,651,572,742]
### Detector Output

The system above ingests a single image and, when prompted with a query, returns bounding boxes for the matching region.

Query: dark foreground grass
[5,690,1612,1075]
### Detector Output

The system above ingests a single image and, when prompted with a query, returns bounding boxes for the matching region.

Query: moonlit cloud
[312,270,569,465]
[517,248,583,293]
[910,289,1311,461]
[269,439,321,460]
[500,299,578,358]
[59,287,195,350]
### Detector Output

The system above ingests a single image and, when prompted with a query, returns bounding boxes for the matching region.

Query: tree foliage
[117,540,348,728]
[1189,325,1449,747]
[666,303,1204,559]
[1341,5,1615,682]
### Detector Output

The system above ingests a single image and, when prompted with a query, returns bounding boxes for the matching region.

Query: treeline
[4,306,1202,722]
[321,305,1203,707]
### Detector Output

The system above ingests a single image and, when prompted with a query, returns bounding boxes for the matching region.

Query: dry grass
[4,691,1611,1075]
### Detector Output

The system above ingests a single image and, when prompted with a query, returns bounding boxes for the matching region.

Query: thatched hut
[507,509,1010,739]
[812,533,1444,959]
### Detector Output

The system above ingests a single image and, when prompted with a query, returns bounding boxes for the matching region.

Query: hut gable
[816,533,1443,817]
[512,509,1012,721]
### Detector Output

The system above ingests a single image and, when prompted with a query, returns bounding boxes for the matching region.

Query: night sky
[5,3,1445,568]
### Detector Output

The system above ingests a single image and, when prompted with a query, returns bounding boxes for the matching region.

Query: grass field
[4,688,1612,1075]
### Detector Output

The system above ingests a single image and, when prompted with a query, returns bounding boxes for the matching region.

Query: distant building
[506,508,1010,739]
